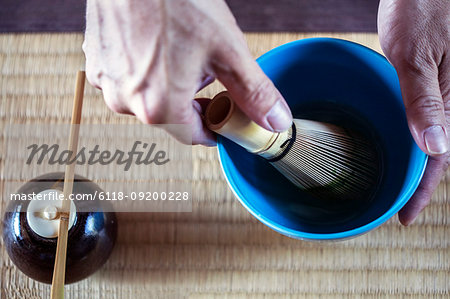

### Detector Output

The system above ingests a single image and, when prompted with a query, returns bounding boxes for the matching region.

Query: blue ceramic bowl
[217,38,428,240]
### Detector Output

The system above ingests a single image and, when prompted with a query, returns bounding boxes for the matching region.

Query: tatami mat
[0,33,448,298]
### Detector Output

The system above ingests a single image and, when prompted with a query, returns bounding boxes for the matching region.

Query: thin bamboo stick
[50,71,85,299]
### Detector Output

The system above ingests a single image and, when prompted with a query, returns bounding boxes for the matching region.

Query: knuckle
[210,48,241,77]
[388,39,437,75]
[403,56,436,77]
[144,112,165,124]
[136,95,166,124]
[406,94,444,115]
[101,79,126,113]
[245,78,275,110]
[85,63,102,89]
[104,98,125,114]
[171,106,193,124]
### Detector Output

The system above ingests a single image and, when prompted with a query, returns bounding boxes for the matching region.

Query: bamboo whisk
[205,91,379,200]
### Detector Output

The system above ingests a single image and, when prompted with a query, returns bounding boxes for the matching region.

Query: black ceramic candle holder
[2,172,117,284]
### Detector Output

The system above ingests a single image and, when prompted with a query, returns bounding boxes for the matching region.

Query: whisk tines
[205,91,380,201]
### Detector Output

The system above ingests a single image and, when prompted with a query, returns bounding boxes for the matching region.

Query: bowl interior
[218,38,427,238]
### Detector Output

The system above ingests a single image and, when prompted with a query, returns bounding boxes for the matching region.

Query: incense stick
[50,71,85,299]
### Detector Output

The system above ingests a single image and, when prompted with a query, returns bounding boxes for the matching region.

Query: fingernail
[424,125,449,154]
[265,100,292,132]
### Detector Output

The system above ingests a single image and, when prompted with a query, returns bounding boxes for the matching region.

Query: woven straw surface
[0,33,449,298]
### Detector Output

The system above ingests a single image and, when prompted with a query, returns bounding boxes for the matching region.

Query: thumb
[212,45,292,132]
[396,62,448,155]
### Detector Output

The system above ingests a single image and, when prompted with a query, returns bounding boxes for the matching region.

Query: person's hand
[378,0,449,225]
[83,0,292,146]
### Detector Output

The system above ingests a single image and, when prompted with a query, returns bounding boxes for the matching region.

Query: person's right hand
[83,0,292,145]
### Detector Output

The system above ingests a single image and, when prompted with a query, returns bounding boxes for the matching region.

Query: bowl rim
[216,37,428,240]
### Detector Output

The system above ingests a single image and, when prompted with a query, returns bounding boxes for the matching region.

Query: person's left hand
[378,0,449,225]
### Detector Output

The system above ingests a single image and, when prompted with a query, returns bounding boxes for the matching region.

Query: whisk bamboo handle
[205,91,290,159]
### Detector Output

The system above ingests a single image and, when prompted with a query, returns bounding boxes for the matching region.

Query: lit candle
[26,189,76,238]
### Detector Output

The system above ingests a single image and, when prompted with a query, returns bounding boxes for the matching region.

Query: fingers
[395,60,449,155]
[156,99,216,146]
[162,98,216,146]
[94,65,216,146]
[398,53,450,225]
[398,153,449,225]
[122,85,216,146]
[211,39,293,132]
[192,99,216,146]
[100,78,133,115]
